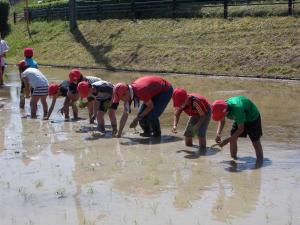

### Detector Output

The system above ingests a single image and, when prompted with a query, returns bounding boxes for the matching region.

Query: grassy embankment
[5,16,300,79]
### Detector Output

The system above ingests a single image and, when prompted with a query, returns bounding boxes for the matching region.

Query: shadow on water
[71,27,124,70]
[221,157,272,172]
[120,135,183,145]
[50,117,86,124]
[177,146,221,159]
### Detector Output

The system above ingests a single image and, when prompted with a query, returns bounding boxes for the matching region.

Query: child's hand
[219,137,230,147]
[215,134,221,144]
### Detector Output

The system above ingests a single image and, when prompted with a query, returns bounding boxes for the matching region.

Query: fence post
[69,0,77,30]
[131,0,136,19]
[172,0,176,19]
[223,0,228,19]
[288,0,293,15]
[13,12,16,24]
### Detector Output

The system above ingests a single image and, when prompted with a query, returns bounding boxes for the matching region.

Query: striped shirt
[91,80,113,100]
[84,76,102,85]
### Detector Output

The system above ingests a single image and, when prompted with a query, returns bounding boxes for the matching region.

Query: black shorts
[68,83,77,94]
[87,96,95,102]
[231,115,262,142]
[21,80,25,94]
[97,99,111,112]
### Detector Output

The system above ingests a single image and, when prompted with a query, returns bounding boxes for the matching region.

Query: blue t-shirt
[25,58,38,69]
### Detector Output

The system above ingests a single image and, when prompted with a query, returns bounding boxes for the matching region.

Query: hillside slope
[5,17,300,78]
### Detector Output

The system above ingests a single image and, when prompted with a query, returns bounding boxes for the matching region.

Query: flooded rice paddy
[0,67,300,225]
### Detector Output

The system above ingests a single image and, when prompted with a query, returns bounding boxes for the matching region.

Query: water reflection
[0,67,300,225]
[212,167,262,222]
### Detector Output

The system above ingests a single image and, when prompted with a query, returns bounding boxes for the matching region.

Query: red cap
[112,83,128,103]
[48,83,59,96]
[172,87,188,107]
[24,48,33,58]
[211,100,228,121]
[17,60,27,69]
[69,69,82,83]
[77,81,89,98]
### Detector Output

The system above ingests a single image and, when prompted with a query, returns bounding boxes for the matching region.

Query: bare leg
[229,138,238,160]
[62,97,70,119]
[0,65,3,85]
[198,136,207,151]
[97,110,105,132]
[30,96,39,118]
[40,96,48,118]
[185,137,193,147]
[252,139,264,161]
[108,108,117,135]
[71,101,78,119]
[87,101,94,123]
[20,95,25,109]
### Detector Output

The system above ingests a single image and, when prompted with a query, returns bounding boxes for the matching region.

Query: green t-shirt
[225,96,260,124]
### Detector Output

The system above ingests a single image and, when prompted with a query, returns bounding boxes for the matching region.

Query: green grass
[5,17,300,78]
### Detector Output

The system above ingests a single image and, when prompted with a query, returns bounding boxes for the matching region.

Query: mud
[0,67,299,225]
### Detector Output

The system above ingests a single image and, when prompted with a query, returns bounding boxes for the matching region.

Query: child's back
[24,48,38,68]
[25,57,38,69]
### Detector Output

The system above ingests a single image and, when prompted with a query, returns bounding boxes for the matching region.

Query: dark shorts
[60,87,68,97]
[68,83,77,94]
[184,109,211,138]
[21,80,25,94]
[231,115,262,142]
[97,99,111,112]
[87,96,95,102]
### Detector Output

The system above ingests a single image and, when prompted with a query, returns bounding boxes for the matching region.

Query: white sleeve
[21,71,27,79]
[2,41,9,52]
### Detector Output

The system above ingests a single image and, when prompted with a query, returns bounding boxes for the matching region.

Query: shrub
[0,1,10,35]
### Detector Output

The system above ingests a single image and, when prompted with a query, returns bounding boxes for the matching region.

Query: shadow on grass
[120,43,143,66]
[221,156,272,172]
[71,26,125,70]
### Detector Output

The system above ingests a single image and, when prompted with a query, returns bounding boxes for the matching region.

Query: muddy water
[0,67,299,225]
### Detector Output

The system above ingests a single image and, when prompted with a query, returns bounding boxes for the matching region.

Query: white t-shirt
[0,39,9,67]
[21,68,49,88]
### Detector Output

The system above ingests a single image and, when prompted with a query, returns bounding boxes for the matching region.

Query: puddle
[0,67,299,225]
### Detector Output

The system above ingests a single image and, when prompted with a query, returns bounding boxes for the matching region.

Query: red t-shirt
[131,76,172,102]
[183,93,210,116]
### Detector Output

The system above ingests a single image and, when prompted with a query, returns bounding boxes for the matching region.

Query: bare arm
[138,100,153,118]
[215,119,226,143]
[219,123,245,147]
[46,95,58,119]
[22,77,30,98]
[117,110,129,137]
[172,107,183,133]
[130,100,154,128]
